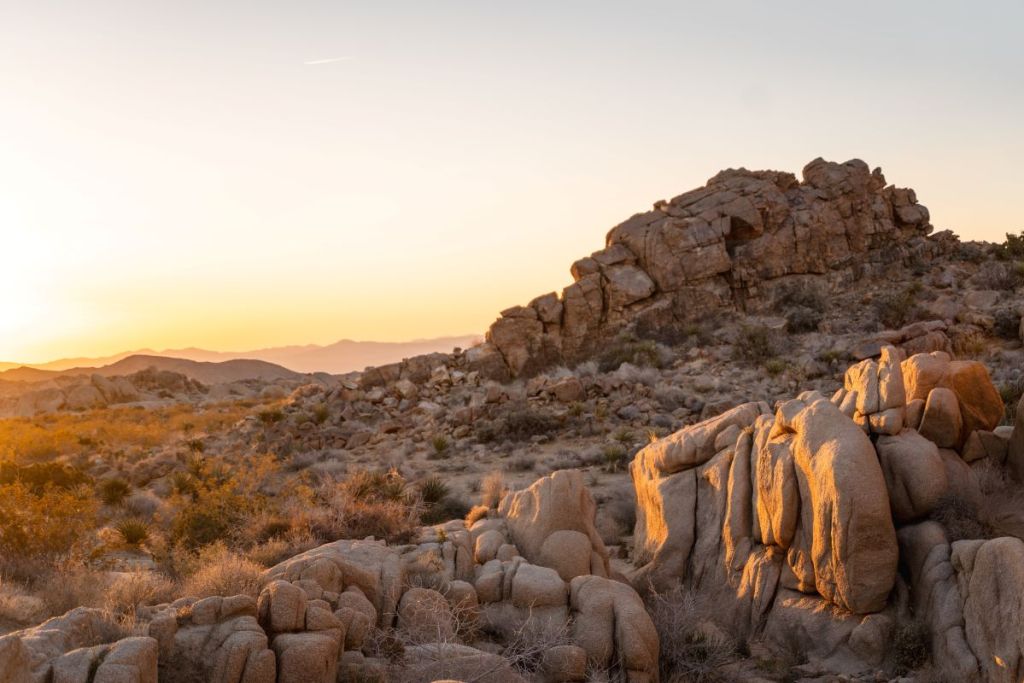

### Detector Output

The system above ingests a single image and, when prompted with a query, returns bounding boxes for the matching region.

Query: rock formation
[631,344,1009,676]
[471,158,937,379]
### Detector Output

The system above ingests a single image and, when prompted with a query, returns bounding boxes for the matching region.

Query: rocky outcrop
[0,608,157,683]
[631,346,1007,676]
[471,158,936,378]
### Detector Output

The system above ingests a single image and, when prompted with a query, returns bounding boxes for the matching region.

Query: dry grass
[179,543,263,598]
[649,586,741,682]
[102,571,177,615]
[0,402,254,463]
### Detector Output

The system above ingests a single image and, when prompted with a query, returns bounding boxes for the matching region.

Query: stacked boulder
[472,157,938,378]
[631,345,1009,678]
[0,608,158,683]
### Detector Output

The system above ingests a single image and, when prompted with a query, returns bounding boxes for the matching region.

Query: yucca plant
[115,518,150,547]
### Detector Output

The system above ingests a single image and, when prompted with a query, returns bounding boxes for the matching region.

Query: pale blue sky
[1,1,1021,361]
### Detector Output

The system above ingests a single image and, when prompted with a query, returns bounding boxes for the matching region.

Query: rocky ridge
[472,157,939,379]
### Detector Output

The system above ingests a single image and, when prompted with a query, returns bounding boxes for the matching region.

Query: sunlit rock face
[471,157,936,378]
[630,345,1010,678]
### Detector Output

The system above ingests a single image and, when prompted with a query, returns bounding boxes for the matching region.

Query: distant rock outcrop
[470,158,937,379]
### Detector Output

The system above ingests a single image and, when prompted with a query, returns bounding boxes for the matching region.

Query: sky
[1,1,1021,363]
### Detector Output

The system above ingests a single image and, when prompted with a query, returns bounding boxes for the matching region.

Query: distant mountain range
[0,335,480,377]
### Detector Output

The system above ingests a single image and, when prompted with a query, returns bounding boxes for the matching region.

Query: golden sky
[1,2,1021,363]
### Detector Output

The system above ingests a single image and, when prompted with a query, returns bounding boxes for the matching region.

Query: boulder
[876,429,948,523]
[498,470,610,579]
[779,394,898,613]
[397,588,455,642]
[918,388,962,449]
[148,597,275,683]
[569,575,659,682]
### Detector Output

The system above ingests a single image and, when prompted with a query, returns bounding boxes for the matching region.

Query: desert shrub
[890,618,930,675]
[998,230,1024,259]
[420,496,472,526]
[102,571,176,615]
[951,328,989,359]
[465,505,489,525]
[650,586,739,681]
[504,454,536,472]
[305,470,420,545]
[479,471,506,509]
[180,543,262,598]
[602,444,629,473]
[994,308,1022,340]
[0,403,254,463]
[0,461,91,492]
[428,435,450,460]
[775,281,828,334]
[999,379,1024,426]
[168,455,273,550]
[418,476,449,505]
[312,404,330,425]
[115,519,151,547]
[973,260,1024,290]
[732,325,784,363]
[764,358,788,376]
[785,306,823,333]
[258,409,284,425]
[37,562,107,617]
[597,333,665,373]
[873,287,920,329]
[929,494,993,542]
[475,403,560,443]
[344,468,408,503]
[98,477,132,506]
[0,482,99,558]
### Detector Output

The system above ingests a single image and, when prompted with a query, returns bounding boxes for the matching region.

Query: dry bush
[0,482,99,559]
[102,571,177,615]
[929,494,992,542]
[479,471,506,509]
[37,562,109,617]
[890,617,930,675]
[246,531,318,568]
[873,287,921,329]
[475,403,561,443]
[303,470,422,545]
[179,543,263,598]
[731,325,785,363]
[649,586,740,681]
[0,402,254,463]
[597,333,666,373]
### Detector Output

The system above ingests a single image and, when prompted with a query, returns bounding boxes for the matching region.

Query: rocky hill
[469,158,941,380]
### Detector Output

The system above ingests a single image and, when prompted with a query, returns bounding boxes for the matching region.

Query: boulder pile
[472,158,939,379]
[0,471,657,683]
[631,344,1009,677]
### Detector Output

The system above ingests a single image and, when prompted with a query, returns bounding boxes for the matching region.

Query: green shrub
[602,444,629,473]
[475,403,561,443]
[597,334,664,372]
[418,475,449,505]
[0,461,91,492]
[115,518,150,547]
[429,435,450,459]
[0,482,99,558]
[732,325,784,363]
[98,478,132,506]
[873,288,920,329]
[258,409,284,425]
[312,404,330,425]
[1000,380,1023,426]
[764,359,788,376]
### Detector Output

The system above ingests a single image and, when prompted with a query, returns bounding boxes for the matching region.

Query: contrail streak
[304,56,352,65]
